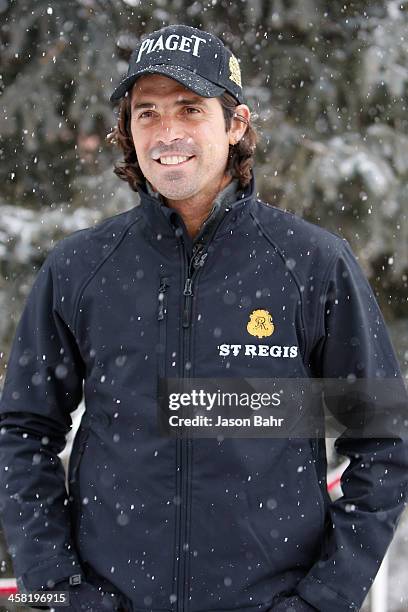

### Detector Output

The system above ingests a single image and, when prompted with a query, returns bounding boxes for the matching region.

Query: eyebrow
[131,96,206,111]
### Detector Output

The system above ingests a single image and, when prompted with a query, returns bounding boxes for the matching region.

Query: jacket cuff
[16,554,83,593]
[272,595,317,611]
[296,577,358,612]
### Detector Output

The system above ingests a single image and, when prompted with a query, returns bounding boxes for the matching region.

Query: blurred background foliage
[1,0,407,366]
[0,1,408,609]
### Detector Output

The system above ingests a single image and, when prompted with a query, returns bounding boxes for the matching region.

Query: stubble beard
[148,171,199,201]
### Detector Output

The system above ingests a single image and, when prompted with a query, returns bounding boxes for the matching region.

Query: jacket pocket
[308,438,327,531]
[242,440,327,573]
[82,561,134,611]
[68,424,90,538]
[242,491,275,572]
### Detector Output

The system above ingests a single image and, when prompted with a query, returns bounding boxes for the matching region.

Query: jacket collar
[135,174,256,255]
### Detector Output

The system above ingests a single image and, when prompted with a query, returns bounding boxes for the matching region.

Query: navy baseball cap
[110,25,244,104]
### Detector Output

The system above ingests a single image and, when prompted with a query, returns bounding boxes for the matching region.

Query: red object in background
[327,474,342,493]
[0,578,17,594]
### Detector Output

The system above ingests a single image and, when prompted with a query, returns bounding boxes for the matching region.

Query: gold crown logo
[247,309,275,338]
[229,55,242,88]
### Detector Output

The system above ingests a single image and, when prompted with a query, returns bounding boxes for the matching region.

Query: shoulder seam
[250,204,347,361]
[71,216,142,335]
[249,208,310,358]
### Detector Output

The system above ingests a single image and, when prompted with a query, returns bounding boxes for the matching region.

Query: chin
[151,181,197,201]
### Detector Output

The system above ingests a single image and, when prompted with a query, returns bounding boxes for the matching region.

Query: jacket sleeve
[296,241,408,611]
[0,250,86,592]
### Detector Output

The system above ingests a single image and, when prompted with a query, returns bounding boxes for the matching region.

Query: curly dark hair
[106,90,258,191]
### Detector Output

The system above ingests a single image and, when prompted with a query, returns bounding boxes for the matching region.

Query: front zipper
[158,192,251,612]
[176,241,208,612]
[174,197,243,611]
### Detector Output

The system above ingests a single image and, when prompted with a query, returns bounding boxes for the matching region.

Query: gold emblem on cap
[229,55,242,87]
[247,309,275,338]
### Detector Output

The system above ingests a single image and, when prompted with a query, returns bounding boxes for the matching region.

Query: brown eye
[138,111,155,119]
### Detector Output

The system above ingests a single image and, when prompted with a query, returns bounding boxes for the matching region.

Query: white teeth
[160,155,191,165]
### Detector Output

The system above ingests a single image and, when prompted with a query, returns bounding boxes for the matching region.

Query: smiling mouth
[156,155,195,165]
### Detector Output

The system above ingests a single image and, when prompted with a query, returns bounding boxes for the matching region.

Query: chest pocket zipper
[157,276,170,378]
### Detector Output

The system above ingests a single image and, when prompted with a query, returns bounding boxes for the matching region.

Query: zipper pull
[183,278,193,296]
[158,278,169,321]
[183,278,193,328]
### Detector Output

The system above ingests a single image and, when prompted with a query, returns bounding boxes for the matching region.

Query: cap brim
[110,65,225,102]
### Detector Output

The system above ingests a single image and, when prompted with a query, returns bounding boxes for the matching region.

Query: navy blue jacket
[0,178,407,612]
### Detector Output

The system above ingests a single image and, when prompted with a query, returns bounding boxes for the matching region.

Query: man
[0,24,407,612]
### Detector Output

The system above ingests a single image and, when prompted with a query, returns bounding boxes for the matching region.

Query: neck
[162,174,232,238]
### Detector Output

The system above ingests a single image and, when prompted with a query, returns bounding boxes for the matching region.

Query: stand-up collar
[135,175,255,255]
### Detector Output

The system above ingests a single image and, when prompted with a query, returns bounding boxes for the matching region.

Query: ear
[228,104,251,145]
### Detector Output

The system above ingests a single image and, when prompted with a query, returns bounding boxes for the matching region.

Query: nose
[156,115,185,145]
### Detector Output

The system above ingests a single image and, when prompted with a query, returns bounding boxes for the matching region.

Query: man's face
[129,74,235,202]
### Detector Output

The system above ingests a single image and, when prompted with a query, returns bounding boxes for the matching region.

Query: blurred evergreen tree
[0,0,407,334]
